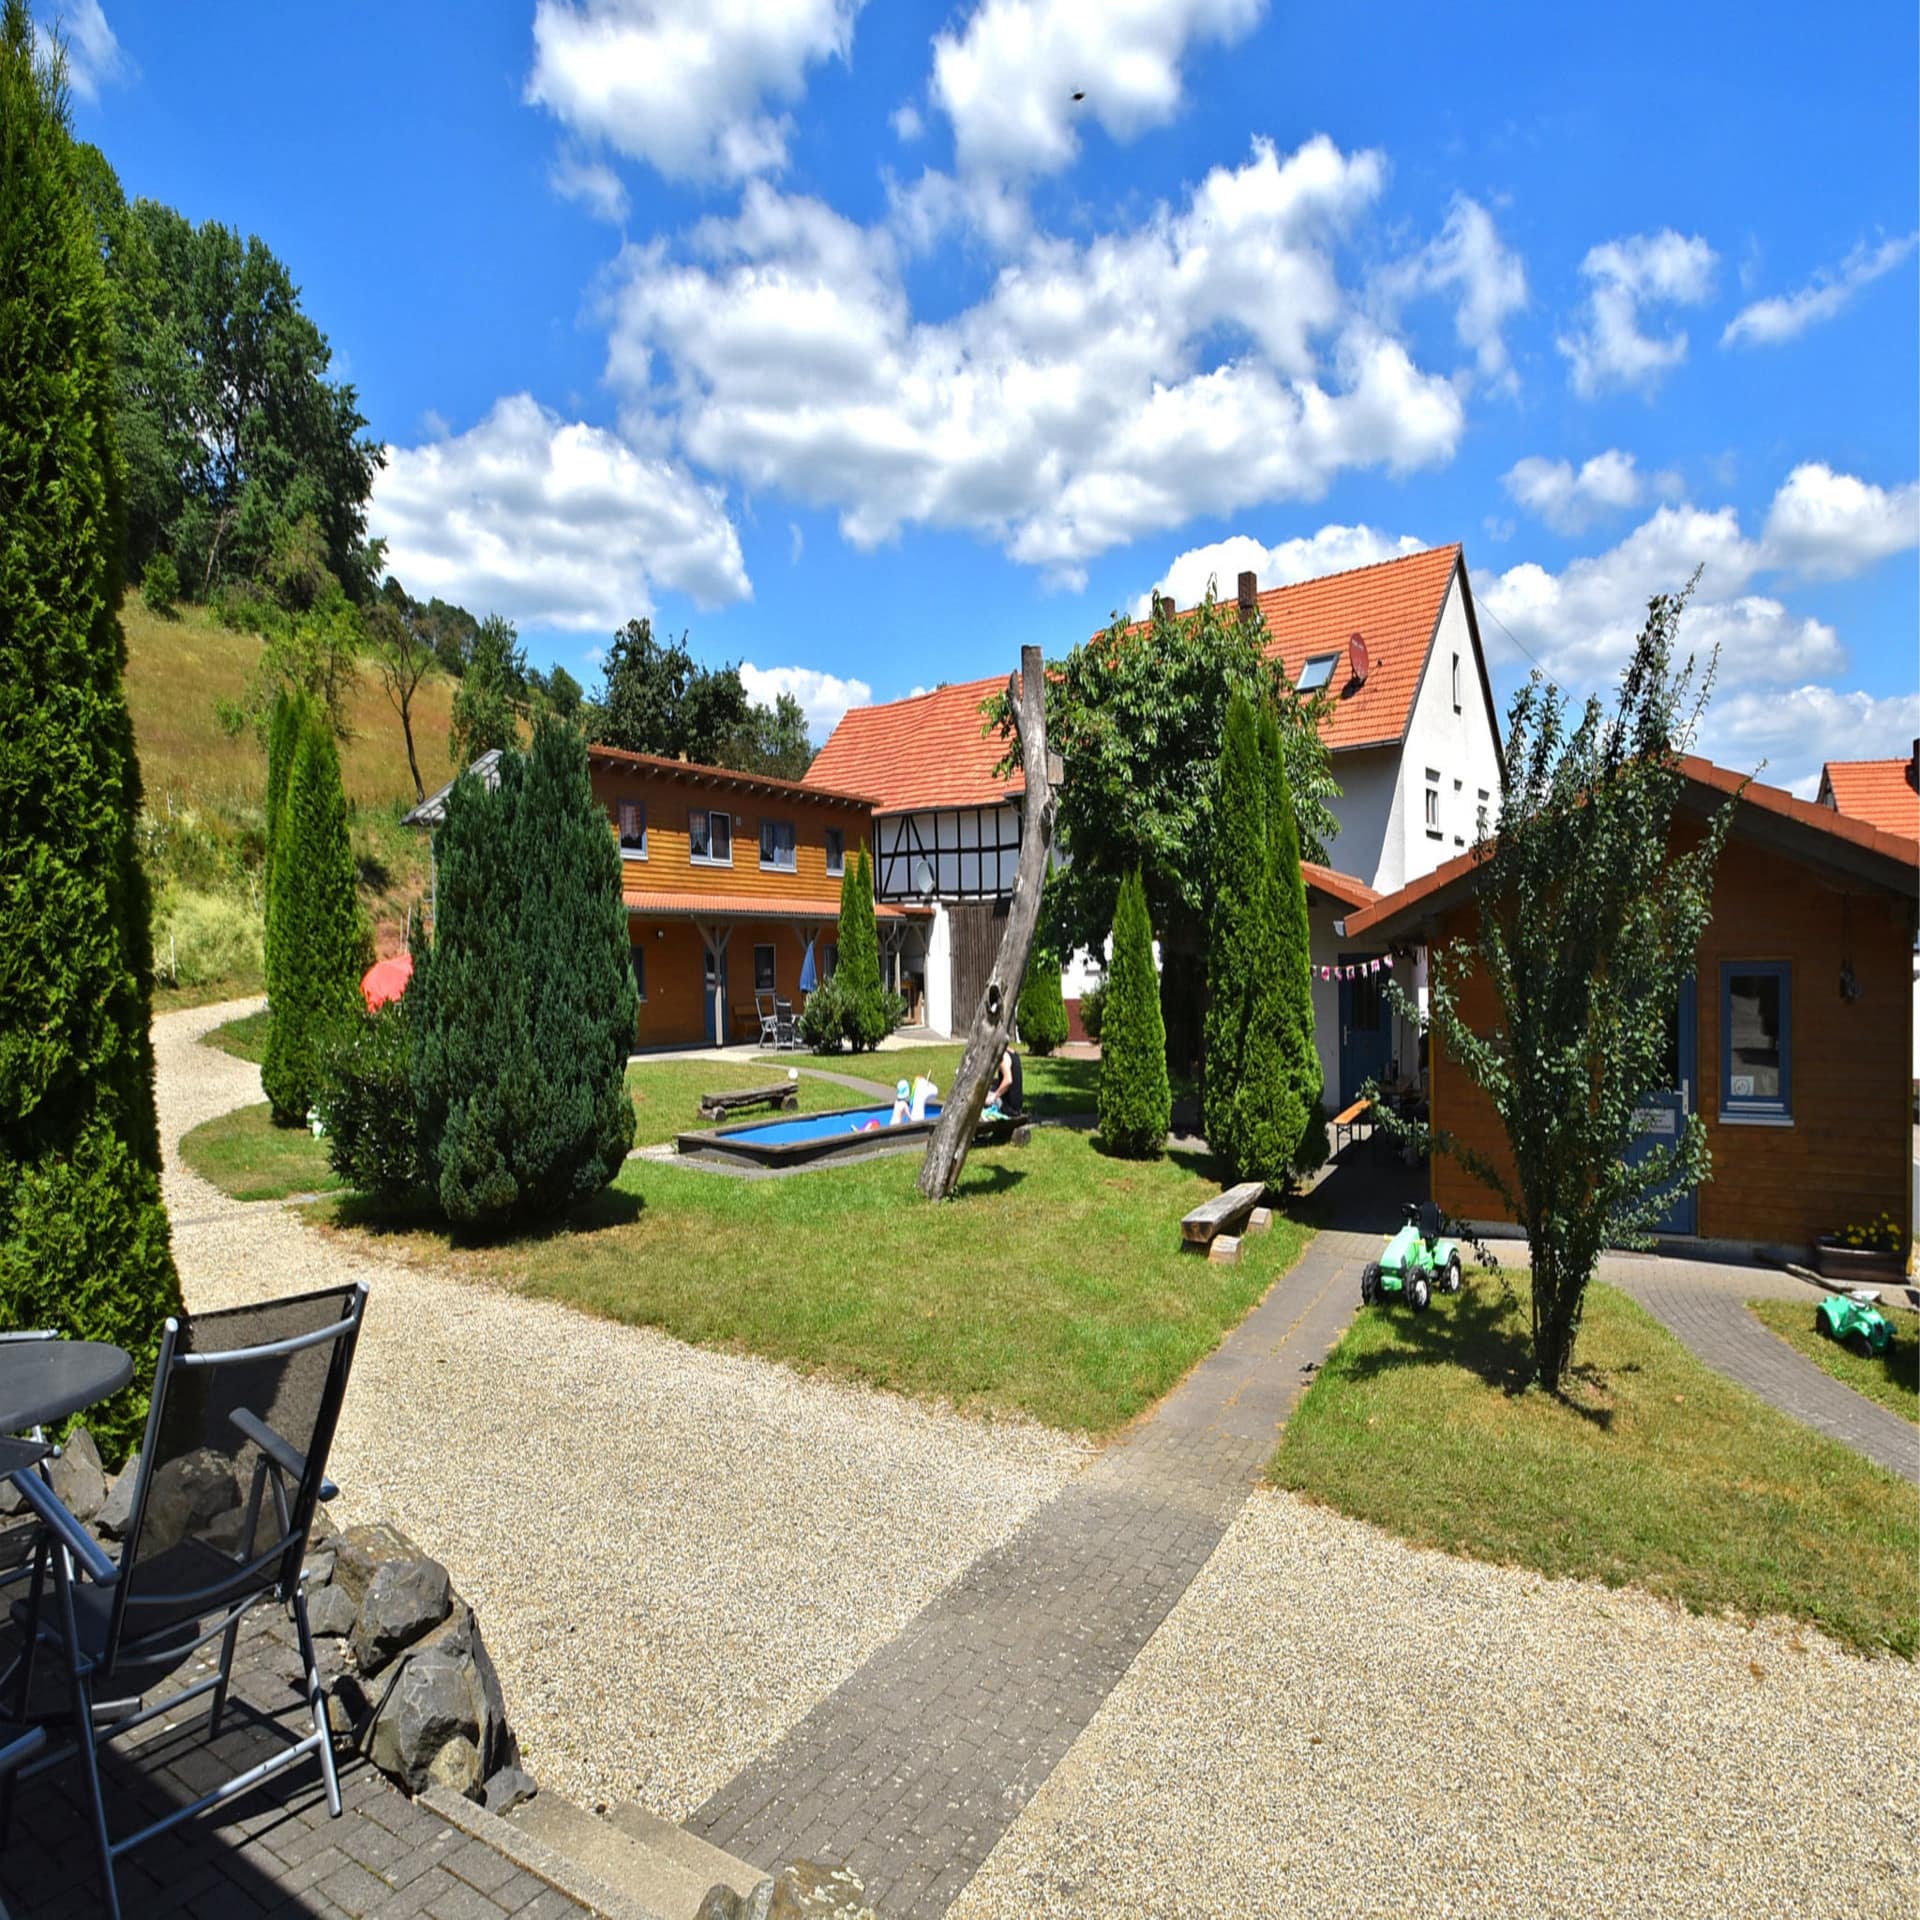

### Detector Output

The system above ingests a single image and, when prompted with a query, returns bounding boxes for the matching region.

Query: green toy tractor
[1360,1201,1464,1312]
[1816,1290,1892,1357]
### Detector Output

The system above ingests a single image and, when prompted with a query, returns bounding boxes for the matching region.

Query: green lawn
[1749,1295,1919,1425]
[180,1102,342,1201]
[756,1044,1104,1118]
[1271,1271,1917,1657]
[201,1006,270,1064]
[330,1127,1311,1434]
[627,1060,872,1145]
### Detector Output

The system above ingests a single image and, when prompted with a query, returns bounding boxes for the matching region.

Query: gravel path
[156,999,1092,1819]
[950,1489,1919,1920]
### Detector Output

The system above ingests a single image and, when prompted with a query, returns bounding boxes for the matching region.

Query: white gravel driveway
[155,1000,1091,1817]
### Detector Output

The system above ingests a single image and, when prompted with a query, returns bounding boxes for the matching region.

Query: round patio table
[0,1341,132,1436]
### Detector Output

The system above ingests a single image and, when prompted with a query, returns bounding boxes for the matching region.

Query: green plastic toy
[1816,1290,1892,1357]
[1361,1201,1464,1313]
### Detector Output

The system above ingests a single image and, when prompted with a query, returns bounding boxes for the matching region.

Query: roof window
[1298,654,1337,693]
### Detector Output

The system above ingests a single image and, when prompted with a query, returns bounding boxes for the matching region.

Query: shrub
[835,849,888,1051]
[798,974,848,1052]
[1077,976,1107,1042]
[318,1007,420,1200]
[1097,870,1170,1157]
[1016,947,1069,1054]
[151,885,262,989]
[0,7,182,1461]
[139,551,179,615]
[1291,1094,1330,1181]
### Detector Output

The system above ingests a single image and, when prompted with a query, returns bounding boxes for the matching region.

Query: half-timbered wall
[875,807,1022,901]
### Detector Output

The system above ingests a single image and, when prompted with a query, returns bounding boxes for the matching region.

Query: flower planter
[1813,1239,1904,1284]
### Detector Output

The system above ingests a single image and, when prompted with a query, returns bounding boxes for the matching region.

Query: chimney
[1237,570,1258,620]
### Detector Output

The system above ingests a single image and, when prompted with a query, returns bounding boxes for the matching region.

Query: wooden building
[1346,757,1920,1254]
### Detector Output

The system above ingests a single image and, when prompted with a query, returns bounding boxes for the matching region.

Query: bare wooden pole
[918,645,1058,1201]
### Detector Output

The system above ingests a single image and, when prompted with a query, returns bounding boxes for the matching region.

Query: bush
[1077,976,1106,1042]
[1292,1094,1330,1180]
[1097,870,1170,1157]
[151,885,262,989]
[318,1006,420,1200]
[139,552,179,615]
[1016,947,1069,1054]
[798,975,849,1052]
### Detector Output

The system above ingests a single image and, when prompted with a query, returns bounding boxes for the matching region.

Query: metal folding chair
[774,997,798,1050]
[756,992,780,1049]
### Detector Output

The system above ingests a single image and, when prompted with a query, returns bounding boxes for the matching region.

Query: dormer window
[1298,654,1337,693]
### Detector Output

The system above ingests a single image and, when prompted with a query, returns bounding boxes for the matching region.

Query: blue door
[1627,980,1697,1235]
[704,944,729,1045]
[1338,954,1392,1105]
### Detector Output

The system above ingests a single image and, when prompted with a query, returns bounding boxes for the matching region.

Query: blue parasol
[799,938,818,992]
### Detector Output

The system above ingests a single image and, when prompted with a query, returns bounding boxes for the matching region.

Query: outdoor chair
[8,1282,368,1920]
[756,992,780,1049]
[774,997,798,1050]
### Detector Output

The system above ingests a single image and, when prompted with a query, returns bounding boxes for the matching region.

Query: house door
[1338,955,1392,1106]
[704,944,729,1045]
[1627,980,1697,1236]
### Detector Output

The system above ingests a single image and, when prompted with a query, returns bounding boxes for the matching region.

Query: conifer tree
[262,686,303,1004]
[261,704,365,1122]
[836,847,887,1051]
[0,5,181,1457]
[1259,699,1320,1173]
[1097,870,1170,1157]
[1015,947,1069,1054]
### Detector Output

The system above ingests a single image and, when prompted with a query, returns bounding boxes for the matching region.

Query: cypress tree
[261,704,365,1122]
[1261,700,1321,1166]
[0,6,181,1458]
[262,686,303,1004]
[1097,870,1170,1157]
[1015,946,1069,1055]
[837,847,887,1051]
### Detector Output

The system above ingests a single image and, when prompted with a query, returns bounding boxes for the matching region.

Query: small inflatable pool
[676,1098,1023,1170]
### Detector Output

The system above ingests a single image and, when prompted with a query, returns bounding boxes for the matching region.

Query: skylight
[1298,654,1336,692]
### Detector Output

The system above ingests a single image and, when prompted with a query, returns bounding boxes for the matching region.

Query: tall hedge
[0,6,181,1458]
[261,704,365,1122]
[1262,700,1322,1165]
[262,686,303,1006]
[409,717,637,1227]
[1016,946,1069,1055]
[836,847,887,1051]
[1097,869,1170,1157]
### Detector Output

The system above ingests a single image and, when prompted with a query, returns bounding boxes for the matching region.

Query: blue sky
[52,0,1919,792]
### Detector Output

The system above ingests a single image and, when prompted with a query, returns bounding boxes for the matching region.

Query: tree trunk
[918,646,1056,1202]
[400,696,425,803]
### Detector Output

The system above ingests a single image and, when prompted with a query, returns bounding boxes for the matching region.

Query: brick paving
[0,1604,590,1920]
[688,1214,1379,1919]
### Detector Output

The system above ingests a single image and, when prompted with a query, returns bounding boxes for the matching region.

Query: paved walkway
[688,1219,1376,1917]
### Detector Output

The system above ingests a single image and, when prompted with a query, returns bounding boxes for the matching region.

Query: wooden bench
[699,1083,800,1122]
[1181,1181,1269,1263]
[1330,1098,1372,1156]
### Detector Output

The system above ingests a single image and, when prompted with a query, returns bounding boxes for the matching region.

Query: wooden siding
[948,898,1010,1033]
[1427,829,1914,1252]
[628,916,832,1048]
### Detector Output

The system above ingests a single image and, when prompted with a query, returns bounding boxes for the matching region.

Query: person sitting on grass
[983,1045,1022,1118]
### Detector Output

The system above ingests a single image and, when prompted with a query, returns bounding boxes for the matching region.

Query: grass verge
[1270,1271,1917,1657]
[326,1126,1311,1434]
[201,1006,270,1064]
[180,1102,341,1202]
[1749,1295,1918,1424]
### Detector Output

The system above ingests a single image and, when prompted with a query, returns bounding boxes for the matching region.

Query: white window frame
[758,817,797,872]
[689,807,732,867]
[617,798,647,860]
[1424,771,1441,837]
[1451,652,1461,712]
[1298,653,1337,693]
[825,827,845,876]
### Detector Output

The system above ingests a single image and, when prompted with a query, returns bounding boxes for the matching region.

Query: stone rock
[48,1428,105,1524]
[330,1521,420,1611]
[142,1449,241,1553]
[366,1649,478,1795]
[327,1671,372,1740]
[427,1733,484,1801]
[95,1453,139,1538]
[308,1503,338,1544]
[350,1557,452,1673]
[482,1765,537,1816]
[696,1887,771,1920]
[307,1584,357,1639]
[769,1862,875,1919]
[303,1548,336,1589]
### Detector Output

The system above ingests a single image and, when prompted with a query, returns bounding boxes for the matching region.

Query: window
[1721,963,1791,1121]
[1476,787,1490,832]
[617,799,646,859]
[822,942,839,980]
[758,818,796,871]
[689,808,731,865]
[754,944,776,992]
[1451,652,1461,711]
[629,945,646,1002]
[1452,779,1465,844]
[1424,771,1441,836]
[1298,654,1336,693]
[825,827,845,875]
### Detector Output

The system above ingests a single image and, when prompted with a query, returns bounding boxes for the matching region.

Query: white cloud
[1722,233,1918,347]
[1702,684,1920,798]
[1503,449,1643,534]
[370,394,749,631]
[34,0,129,100]
[548,150,629,222]
[1136,522,1427,615]
[608,138,1464,585]
[890,102,923,142]
[526,0,863,183]
[739,663,872,737]
[930,0,1264,184]
[1377,197,1527,387]
[1556,229,1717,396]
[1761,463,1920,579]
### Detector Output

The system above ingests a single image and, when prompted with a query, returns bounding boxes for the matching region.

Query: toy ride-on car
[1816,1289,1892,1357]
[1360,1201,1463,1313]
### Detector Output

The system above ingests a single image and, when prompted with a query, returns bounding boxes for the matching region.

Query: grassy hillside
[125,601,459,1006]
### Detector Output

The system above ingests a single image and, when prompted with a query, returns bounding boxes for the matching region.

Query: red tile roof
[1819,756,1919,840]
[592,744,875,810]
[1301,862,1380,910]
[804,677,1023,815]
[622,889,912,921]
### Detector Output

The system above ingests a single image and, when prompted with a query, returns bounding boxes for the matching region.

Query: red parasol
[360,953,413,1012]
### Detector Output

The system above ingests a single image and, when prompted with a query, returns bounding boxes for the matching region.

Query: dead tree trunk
[918,646,1058,1201]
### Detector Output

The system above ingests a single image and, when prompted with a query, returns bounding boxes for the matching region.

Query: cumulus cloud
[739,662,873,737]
[1136,522,1428,615]
[1761,463,1920,579]
[890,102,923,142]
[1376,197,1527,387]
[526,0,863,183]
[1503,449,1643,534]
[34,0,129,100]
[1722,233,1918,347]
[1702,684,1920,798]
[548,150,629,223]
[370,394,749,631]
[930,0,1263,184]
[1556,229,1717,397]
[607,138,1464,585]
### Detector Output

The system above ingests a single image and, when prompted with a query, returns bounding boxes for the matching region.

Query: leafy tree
[592,617,751,765]
[527,662,584,722]
[448,613,524,767]
[261,703,367,1122]
[0,3,181,1457]
[409,718,637,1226]
[1096,870,1170,1157]
[834,849,888,1051]
[1015,947,1069,1055]
[367,588,436,801]
[725,691,814,780]
[139,552,179,615]
[215,582,362,744]
[1390,592,1734,1388]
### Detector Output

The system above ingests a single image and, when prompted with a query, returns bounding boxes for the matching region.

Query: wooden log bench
[1330,1097,1373,1156]
[1181,1181,1268,1262]
[699,1083,800,1122]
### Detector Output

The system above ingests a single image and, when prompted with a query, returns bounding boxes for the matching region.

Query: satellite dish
[1348,631,1369,685]
[913,858,935,896]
